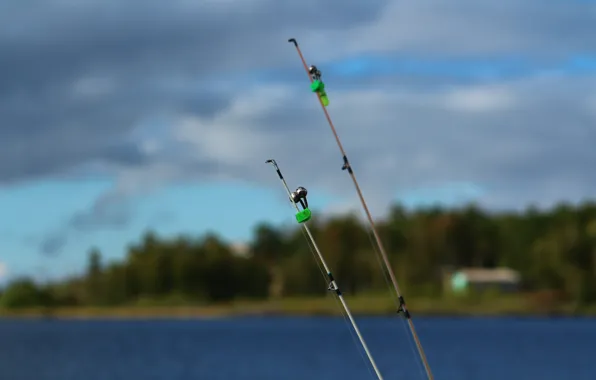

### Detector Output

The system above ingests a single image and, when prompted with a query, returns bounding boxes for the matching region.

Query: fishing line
[266,159,383,380]
[287,38,434,380]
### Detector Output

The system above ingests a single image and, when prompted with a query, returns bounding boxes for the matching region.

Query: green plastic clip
[295,208,312,224]
[319,93,329,106]
[310,80,329,106]
[311,80,325,93]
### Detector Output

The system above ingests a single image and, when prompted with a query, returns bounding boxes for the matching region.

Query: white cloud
[72,76,115,98]
[0,262,8,280]
[442,86,516,112]
[157,71,596,215]
[171,85,296,166]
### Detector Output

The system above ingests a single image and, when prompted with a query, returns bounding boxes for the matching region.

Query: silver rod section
[266,159,384,380]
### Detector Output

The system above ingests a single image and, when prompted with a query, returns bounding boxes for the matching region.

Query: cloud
[2,0,596,253]
[0,0,385,183]
[341,0,596,58]
[39,234,68,257]
[0,262,7,280]
[172,73,596,213]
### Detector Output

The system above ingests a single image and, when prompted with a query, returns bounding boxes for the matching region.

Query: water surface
[0,316,594,379]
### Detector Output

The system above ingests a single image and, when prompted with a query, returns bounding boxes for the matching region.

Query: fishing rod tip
[265,159,274,164]
[288,38,297,46]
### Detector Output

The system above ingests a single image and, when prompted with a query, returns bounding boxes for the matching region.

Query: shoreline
[2,294,596,319]
[2,309,595,321]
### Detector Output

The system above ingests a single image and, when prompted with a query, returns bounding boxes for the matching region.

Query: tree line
[2,201,596,309]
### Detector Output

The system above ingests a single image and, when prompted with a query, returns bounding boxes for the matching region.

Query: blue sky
[1,0,595,283]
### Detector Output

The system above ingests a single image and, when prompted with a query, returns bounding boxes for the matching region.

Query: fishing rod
[287,38,434,380]
[265,158,384,380]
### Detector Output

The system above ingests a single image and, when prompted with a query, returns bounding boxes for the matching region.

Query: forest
[2,201,596,312]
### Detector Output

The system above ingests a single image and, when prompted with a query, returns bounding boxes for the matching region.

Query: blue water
[0,316,594,379]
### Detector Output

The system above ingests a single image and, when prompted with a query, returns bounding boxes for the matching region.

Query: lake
[0,316,594,379]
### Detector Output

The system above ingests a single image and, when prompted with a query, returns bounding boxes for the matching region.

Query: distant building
[230,242,249,257]
[447,267,521,294]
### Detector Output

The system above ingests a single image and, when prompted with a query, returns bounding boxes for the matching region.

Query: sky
[0,0,595,283]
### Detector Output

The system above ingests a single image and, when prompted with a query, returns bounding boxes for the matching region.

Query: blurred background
[1,0,596,379]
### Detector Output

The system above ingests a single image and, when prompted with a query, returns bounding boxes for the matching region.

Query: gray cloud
[69,193,131,232]
[38,188,132,255]
[0,0,388,183]
[1,0,595,254]
[39,233,68,256]
[170,73,596,214]
[340,0,596,58]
